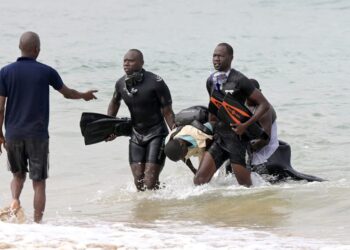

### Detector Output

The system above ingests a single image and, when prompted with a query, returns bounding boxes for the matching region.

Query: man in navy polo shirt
[0,31,97,223]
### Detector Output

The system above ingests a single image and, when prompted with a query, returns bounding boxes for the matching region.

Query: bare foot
[0,199,26,223]
[10,199,21,212]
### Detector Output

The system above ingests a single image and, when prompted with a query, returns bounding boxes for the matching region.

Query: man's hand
[82,90,98,101]
[231,122,248,136]
[105,134,117,142]
[249,138,268,152]
[249,139,261,152]
[0,136,5,154]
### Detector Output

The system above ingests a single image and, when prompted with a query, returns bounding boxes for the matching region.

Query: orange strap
[210,96,222,109]
[222,101,251,125]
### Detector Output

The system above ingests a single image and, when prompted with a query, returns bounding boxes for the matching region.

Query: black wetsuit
[206,69,255,168]
[112,69,172,165]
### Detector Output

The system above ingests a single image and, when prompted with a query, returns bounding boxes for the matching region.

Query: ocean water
[0,0,350,249]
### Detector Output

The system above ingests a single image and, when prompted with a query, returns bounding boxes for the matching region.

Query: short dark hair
[128,49,144,62]
[164,139,185,162]
[250,78,260,90]
[217,43,234,57]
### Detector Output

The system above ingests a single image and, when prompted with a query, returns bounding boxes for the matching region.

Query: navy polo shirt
[0,57,64,139]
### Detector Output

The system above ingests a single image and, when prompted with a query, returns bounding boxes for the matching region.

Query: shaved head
[217,43,234,57]
[123,49,144,75]
[19,31,41,58]
[128,49,144,63]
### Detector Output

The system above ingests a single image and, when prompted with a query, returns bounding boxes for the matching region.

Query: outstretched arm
[58,84,97,101]
[162,104,176,130]
[0,96,6,153]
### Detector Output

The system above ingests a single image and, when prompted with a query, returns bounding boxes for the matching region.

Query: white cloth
[251,121,279,165]
[212,70,230,91]
[169,125,213,160]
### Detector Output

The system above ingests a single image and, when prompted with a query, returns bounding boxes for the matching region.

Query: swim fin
[80,112,115,136]
[218,93,268,140]
[80,113,132,145]
[208,90,224,116]
[254,141,326,182]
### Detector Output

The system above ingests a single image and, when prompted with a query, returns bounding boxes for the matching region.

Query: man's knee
[13,172,26,180]
[232,164,252,187]
[130,163,145,178]
[193,152,216,185]
[144,163,161,190]
[193,173,212,186]
[130,163,146,190]
[33,180,46,191]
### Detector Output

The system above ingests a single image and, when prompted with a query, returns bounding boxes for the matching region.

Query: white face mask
[213,72,228,91]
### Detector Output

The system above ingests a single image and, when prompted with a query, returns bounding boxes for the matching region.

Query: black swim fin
[209,90,224,116]
[282,167,325,182]
[263,141,326,182]
[218,93,268,140]
[80,113,132,145]
[80,112,116,136]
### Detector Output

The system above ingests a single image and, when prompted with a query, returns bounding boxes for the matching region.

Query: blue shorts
[6,138,49,181]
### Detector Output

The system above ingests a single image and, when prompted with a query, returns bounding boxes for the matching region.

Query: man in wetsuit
[107,49,176,191]
[193,43,270,187]
[0,31,97,222]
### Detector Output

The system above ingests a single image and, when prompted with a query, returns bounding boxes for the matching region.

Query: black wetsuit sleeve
[155,79,172,107]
